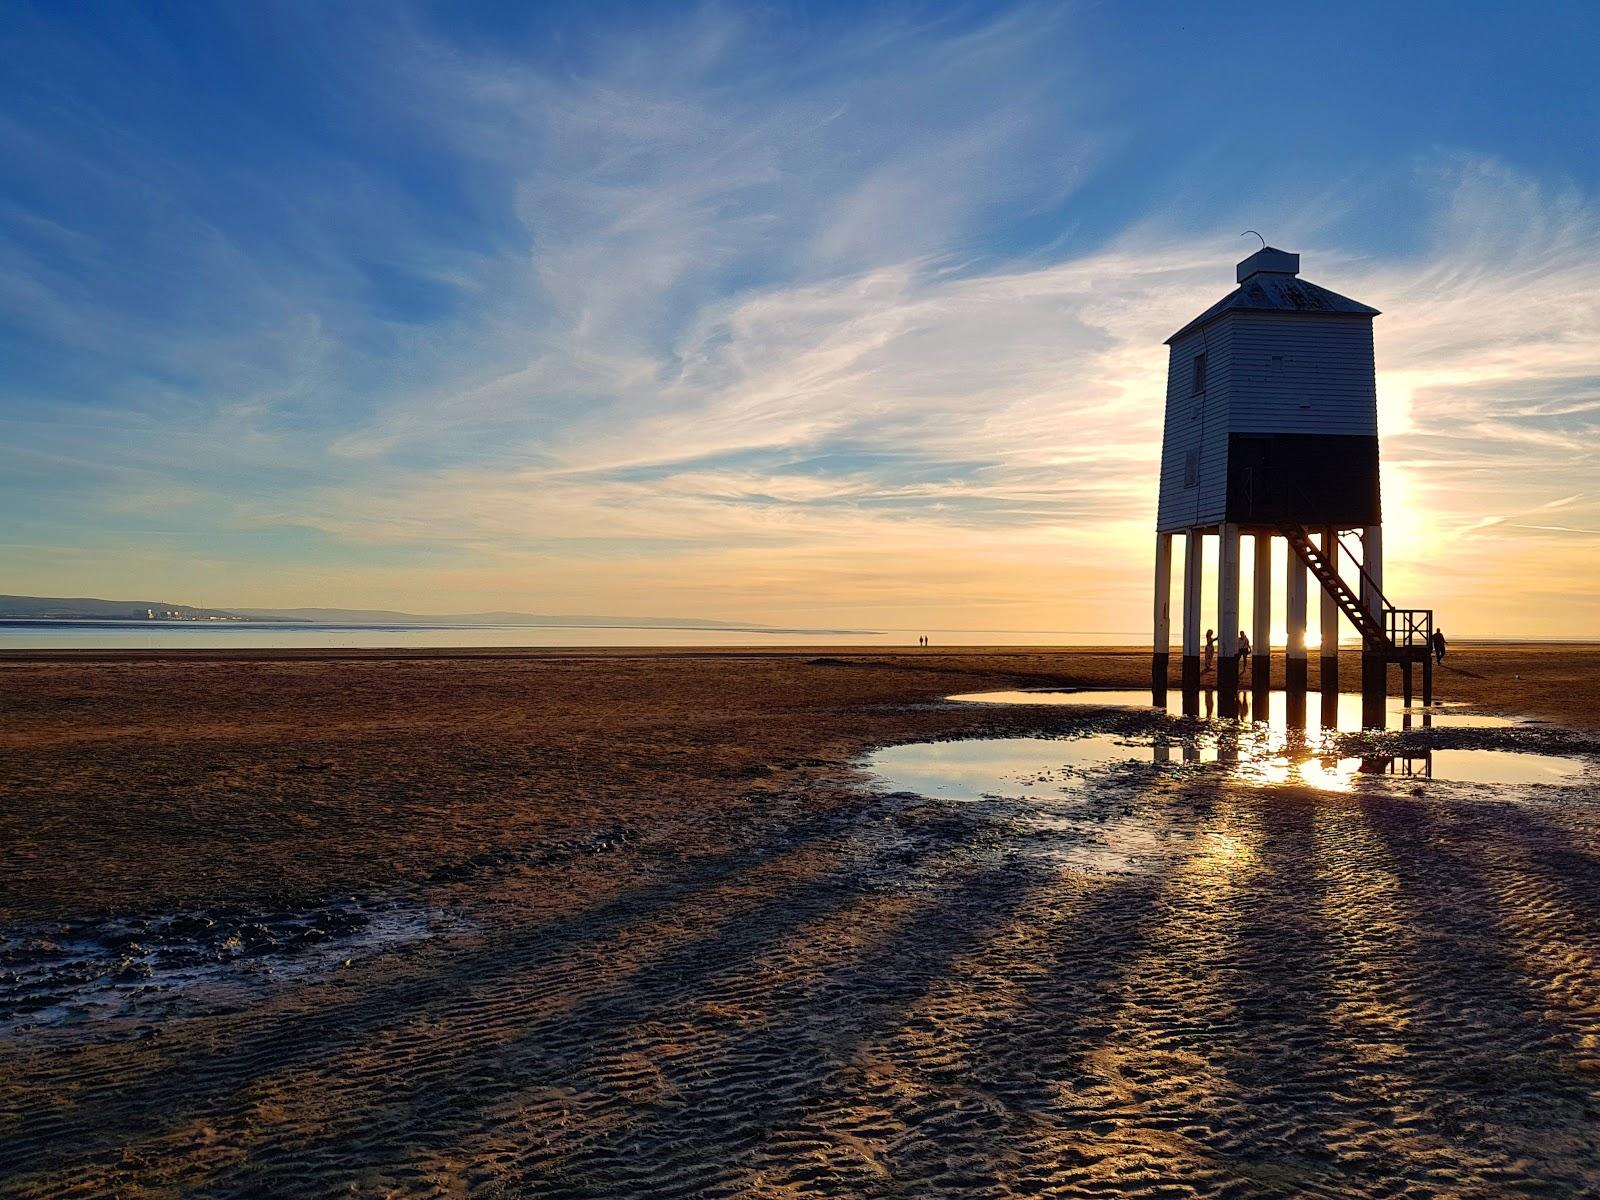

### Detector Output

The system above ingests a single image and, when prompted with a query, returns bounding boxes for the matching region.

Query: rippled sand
[2,645,1598,1197]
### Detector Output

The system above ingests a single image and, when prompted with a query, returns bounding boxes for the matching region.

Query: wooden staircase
[1281,524,1432,661]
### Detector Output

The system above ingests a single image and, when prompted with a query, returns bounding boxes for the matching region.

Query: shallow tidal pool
[945,688,1517,730]
[865,732,1585,801]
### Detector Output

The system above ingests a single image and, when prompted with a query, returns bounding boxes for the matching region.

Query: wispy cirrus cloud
[1,6,1597,633]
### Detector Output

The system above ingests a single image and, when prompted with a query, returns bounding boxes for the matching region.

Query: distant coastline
[0,616,878,636]
[0,594,865,634]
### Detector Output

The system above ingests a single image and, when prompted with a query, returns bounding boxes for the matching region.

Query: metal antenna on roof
[1240,230,1267,250]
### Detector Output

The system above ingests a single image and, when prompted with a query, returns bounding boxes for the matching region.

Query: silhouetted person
[1237,630,1250,678]
[1203,629,1216,673]
[1432,628,1446,663]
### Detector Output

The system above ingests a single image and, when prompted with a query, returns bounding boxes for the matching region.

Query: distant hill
[0,594,249,621]
[0,595,787,631]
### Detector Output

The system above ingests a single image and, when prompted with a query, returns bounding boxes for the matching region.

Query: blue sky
[3,2,1598,632]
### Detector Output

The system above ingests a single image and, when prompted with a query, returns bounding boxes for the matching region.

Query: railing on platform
[1334,530,1433,655]
[1284,523,1433,657]
[1386,606,1433,653]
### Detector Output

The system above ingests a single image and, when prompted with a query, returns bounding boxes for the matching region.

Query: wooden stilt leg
[1181,528,1203,715]
[1217,523,1240,718]
[1152,533,1172,705]
[1251,533,1272,706]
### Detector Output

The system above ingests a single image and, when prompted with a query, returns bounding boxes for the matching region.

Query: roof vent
[1237,246,1300,284]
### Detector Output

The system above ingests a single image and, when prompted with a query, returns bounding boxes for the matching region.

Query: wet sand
[2,643,1599,1197]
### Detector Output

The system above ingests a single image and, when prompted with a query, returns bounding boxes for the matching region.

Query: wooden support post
[1362,525,1385,624]
[1362,654,1388,729]
[1320,678,1340,730]
[1423,643,1434,707]
[1217,523,1240,717]
[1361,524,1386,729]
[1319,524,1341,695]
[1285,535,1308,727]
[1181,528,1203,714]
[1152,532,1172,705]
[1252,533,1272,701]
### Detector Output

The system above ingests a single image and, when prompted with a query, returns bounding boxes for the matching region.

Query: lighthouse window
[1191,352,1207,395]
[1183,449,1199,488]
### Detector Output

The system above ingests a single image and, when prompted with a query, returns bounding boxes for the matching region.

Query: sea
[0,620,1151,651]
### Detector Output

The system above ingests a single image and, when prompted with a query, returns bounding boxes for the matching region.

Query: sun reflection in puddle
[863,692,1587,877]
[867,729,1585,800]
[935,688,1580,788]
[861,730,1588,877]
[946,689,1516,730]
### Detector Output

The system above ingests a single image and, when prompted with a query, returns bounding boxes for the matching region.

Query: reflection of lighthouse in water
[1149,690,1438,782]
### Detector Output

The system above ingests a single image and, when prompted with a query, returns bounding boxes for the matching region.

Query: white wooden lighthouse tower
[1150,245,1433,724]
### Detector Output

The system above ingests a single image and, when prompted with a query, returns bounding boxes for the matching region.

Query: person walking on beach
[1236,630,1251,680]
[1432,628,1446,663]
[1204,629,1216,673]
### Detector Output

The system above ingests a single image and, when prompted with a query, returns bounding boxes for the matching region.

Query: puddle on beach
[923,690,1578,791]
[867,733,1585,803]
[868,732,1581,800]
[946,688,1516,730]
[1426,748,1585,785]
[865,736,1173,874]
[863,690,1589,874]
[868,735,1145,803]
[0,897,460,1033]
[863,735,1588,877]
[926,688,1587,784]
[883,710,1580,803]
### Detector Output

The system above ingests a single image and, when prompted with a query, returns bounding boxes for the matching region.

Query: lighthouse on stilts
[1150,245,1433,726]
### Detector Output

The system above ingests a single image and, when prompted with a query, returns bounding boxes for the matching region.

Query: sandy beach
[3,644,1599,1197]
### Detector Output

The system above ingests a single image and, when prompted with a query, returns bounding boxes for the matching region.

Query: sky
[2,1,1598,636]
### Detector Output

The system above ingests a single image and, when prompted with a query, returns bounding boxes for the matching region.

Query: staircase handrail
[1280,523,1386,645]
[1280,521,1434,655]
[1334,534,1433,649]
[1276,478,1395,619]
[1334,528,1394,619]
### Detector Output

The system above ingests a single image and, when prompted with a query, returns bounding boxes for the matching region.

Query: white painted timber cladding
[1156,323,1231,531]
[1227,313,1377,435]
[1155,310,1378,532]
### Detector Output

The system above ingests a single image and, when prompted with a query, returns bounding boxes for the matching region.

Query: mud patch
[0,895,462,1033]
[426,824,637,883]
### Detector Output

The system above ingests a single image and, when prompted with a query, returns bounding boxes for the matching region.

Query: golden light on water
[1197,831,1253,865]
[1296,756,1363,793]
